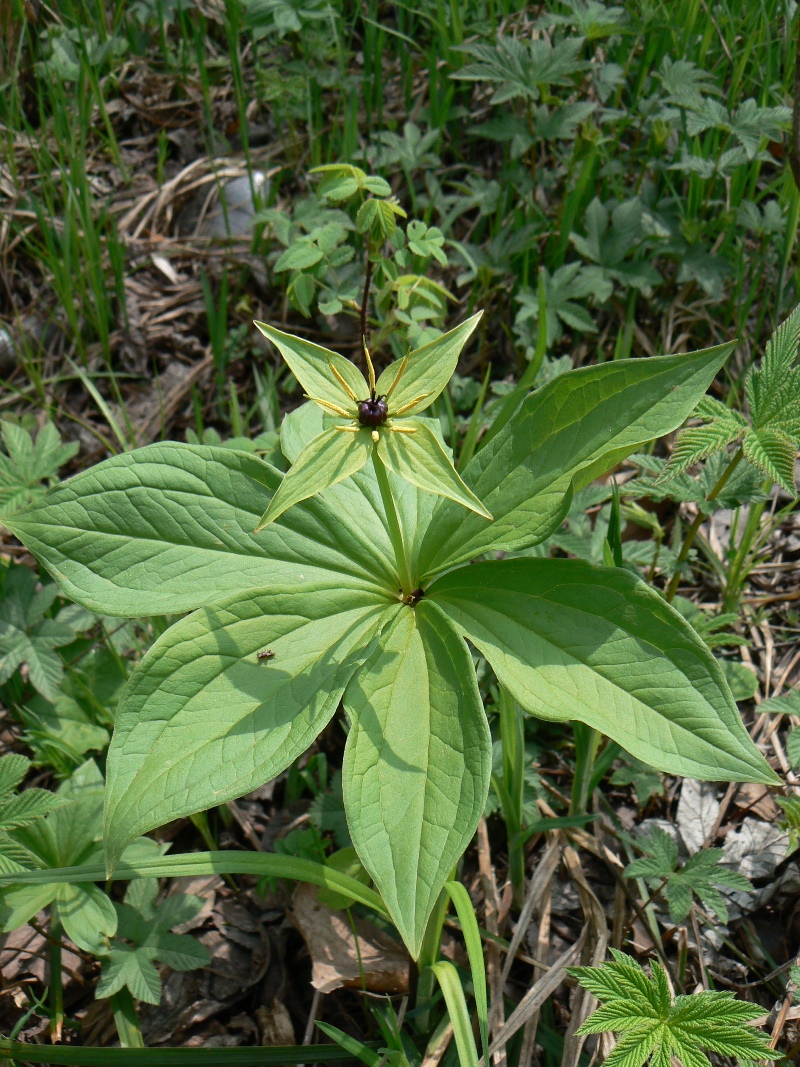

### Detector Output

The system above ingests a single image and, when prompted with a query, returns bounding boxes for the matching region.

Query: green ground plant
[4,302,780,961]
[572,950,774,1067]
[1,0,799,1061]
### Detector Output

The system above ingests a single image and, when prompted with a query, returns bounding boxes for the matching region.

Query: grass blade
[445,881,488,1065]
[431,961,480,1067]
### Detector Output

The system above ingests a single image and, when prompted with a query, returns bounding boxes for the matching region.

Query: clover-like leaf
[573,951,773,1067]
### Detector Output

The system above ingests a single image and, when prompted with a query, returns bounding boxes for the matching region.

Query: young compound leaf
[376,313,483,416]
[430,558,778,785]
[4,444,396,616]
[665,304,800,494]
[104,586,395,870]
[96,879,210,1005]
[418,343,735,577]
[0,421,79,516]
[625,827,752,923]
[572,950,774,1067]
[0,565,74,701]
[377,419,492,519]
[342,602,491,958]
[255,427,373,530]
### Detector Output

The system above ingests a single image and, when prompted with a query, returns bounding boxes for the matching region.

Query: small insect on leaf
[257,648,275,661]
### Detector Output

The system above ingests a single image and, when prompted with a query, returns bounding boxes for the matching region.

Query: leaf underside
[431,558,777,785]
[104,587,396,868]
[342,601,491,957]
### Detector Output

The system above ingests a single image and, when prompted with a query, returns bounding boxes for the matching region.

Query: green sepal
[255,428,373,530]
[377,419,492,520]
[254,321,367,414]
[377,313,483,416]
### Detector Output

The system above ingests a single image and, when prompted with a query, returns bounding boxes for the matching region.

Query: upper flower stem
[372,451,414,597]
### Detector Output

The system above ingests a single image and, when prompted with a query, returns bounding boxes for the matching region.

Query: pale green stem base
[373,451,414,597]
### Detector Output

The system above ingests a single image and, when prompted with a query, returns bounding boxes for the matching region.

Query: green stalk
[110,990,144,1048]
[664,447,744,603]
[498,688,526,907]
[414,881,451,1028]
[570,722,602,816]
[373,452,414,596]
[49,910,64,1041]
[722,488,770,613]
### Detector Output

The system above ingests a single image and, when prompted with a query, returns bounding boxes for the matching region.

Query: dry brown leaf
[290,883,409,994]
[256,1000,296,1046]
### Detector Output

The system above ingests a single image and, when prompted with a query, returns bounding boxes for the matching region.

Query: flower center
[358,396,388,427]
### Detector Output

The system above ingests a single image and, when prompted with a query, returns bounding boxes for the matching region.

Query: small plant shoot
[5,300,780,957]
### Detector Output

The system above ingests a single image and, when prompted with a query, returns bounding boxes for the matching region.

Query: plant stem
[664,447,744,603]
[570,722,602,816]
[723,483,771,612]
[373,453,414,596]
[499,688,526,907]
[414,882,451,1029]
[49,911,64,1041]
[360,256,374,345]
[110,990,145,1048]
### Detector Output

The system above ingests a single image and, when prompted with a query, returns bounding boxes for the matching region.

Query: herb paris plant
[4,316,779,957]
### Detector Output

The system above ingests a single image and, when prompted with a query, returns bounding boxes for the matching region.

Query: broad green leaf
[418,344,735,577]
[56,881,117,954]
[0,882,58,930]
[4,443,395,616]
[342,602,491,957]
[255,427,373,530]
[254,322,367,412]
[104,586,396,868]
[377,420,492,519]
[431,558,778,785]
[376,313,483,416]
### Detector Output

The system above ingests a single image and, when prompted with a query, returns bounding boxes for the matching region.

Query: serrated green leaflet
[376,313,483,415]
[104,588,396,868]
[255,426,374,529]
[430,558,777,784]
[342,602,490,957]
[418,343,735,577]
[254,321,368,411]
[377,418,492,519]
[4,443,396,615]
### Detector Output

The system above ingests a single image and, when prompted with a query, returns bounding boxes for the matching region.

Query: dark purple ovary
[358,397,389,427]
